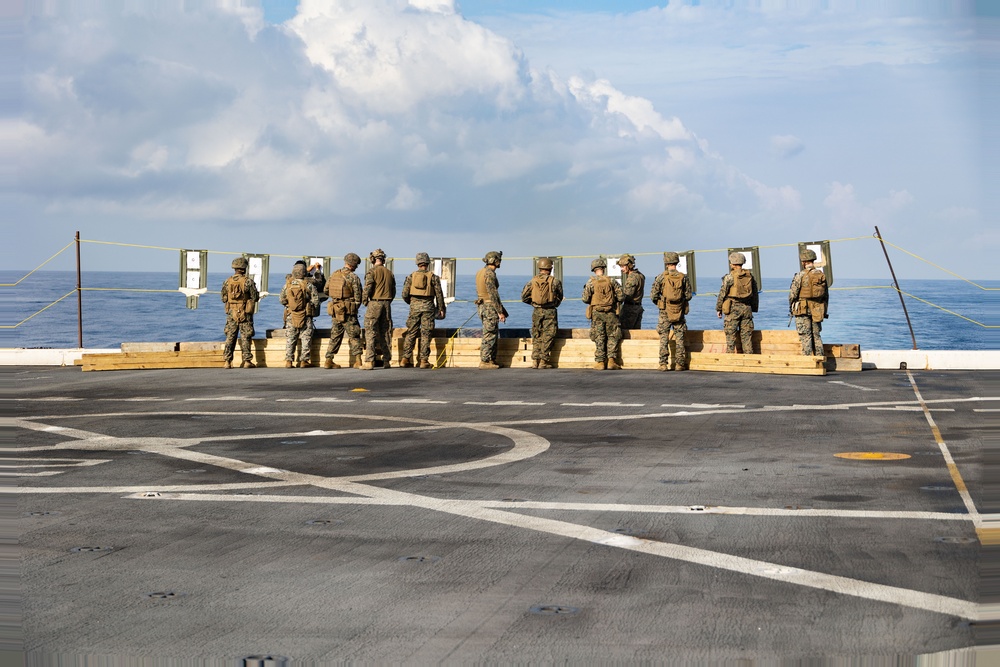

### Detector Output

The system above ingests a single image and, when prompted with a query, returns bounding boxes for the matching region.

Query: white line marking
[12,397,82,402]
[464,401,546,406]
[974,409,1000,412]
[276,397,356,403]
[867,407,954,412]
[660,403,746,409]
[369,398,449,404]
[828,381,878,391]
[184,397,263,402]
[561,402,645,407]
[96,398,173,402]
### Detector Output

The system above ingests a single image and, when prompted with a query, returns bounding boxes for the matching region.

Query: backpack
[286,279,307,313]
[590,276,615,310]
[410,270,433,297]
[531,275,553,305]
[661,271,685,304]
[227,275,246,302]
[729,269,753,299]
[226,275,249,322]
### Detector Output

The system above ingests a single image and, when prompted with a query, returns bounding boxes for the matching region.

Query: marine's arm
[581,279,593,304]
[716,274,730,315]
[552,278,564,308]
[649,274,662,305]
[749,276,759,312]
[683,275,693,302]
[362,271,374,306]
[402,274,412,304]
[350,273,363,309]
[520,281,533,305]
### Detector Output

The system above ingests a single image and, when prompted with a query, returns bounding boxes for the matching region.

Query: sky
[6,0,998,279]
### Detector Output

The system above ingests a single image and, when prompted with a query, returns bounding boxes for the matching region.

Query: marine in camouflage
[520,272,564,366]
[221,271,259,365]
[618,268,645,330]
[324,267,364,363]
[363,260,396,365]
[789,265,828,356]
[716,271,758,354]
[401,268,446,365]
[650,267,693,369]
[582,274,624,364]
[280,271,321,364]
[477,266,504,363]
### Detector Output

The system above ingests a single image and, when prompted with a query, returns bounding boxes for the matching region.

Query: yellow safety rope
[881,239,999,290]
[0,290,77,329]
[432,310,481,369]
[0,241,75,286]
[897,289,998,329]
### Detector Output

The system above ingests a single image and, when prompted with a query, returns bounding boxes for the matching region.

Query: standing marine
[475,251,507,369]
[716,252,759,354]
[221,256,260,369]
[582,257,625,370]
[279,263,321,367]
[362,249,396,370]
[400,252,446,369]
[323,253,364,369]
[650,251,693,371]
[520,257,563,369]
[617,254,645,330]
[789,248,829,356]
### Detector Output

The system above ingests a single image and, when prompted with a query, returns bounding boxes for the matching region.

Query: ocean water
[2,271,997,351]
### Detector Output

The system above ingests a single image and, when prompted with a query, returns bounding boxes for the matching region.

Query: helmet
[591,257,607,271]
[483,251,503,265]
[232,257,249,270]
[370,249,386,262]
[344,252,361,268]
[415,252,431,266]
[728,252,746,266]
[663,251,680,265]
[617,254,635,268]
[537,257,553,270]
[800,249,817,262]
[293,259,307,268]
[291,264,306,279]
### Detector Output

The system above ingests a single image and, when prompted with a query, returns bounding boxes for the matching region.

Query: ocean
[2,271,997,351]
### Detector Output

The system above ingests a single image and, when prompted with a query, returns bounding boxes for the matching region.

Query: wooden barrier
[81,328,858,374]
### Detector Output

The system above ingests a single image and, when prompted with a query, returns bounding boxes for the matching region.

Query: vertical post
[874,226,917,350]
[76,231,83,349]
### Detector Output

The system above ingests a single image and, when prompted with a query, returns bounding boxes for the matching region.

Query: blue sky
[9,1,998,280]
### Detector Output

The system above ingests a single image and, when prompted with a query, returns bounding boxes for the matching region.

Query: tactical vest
[659,271,685,305]
[410,270,433,297]
[530,275,553,306]
[286,279,307,312]
[590,276,615,310]
[227,274,247,302]
[475,268,493,302]
[226,275,251,322]
[798,269,826,300]
[327,269,353,300]
[369,265,393,300]
[728,269,753,299]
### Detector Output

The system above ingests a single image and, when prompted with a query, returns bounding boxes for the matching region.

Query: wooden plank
[121,342,179,353]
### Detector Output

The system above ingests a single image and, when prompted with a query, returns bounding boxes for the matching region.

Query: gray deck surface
[7,365,995,665]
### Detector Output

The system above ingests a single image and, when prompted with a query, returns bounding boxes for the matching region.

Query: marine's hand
[717,311,722,319]
[499,313,507,323]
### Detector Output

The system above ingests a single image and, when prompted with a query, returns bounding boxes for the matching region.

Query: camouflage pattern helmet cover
[291,264,307,279]
[483,250,503,265]
[344,252,361,268]
[232,257,249,270]
[663,251,680,265]
[800,248,818,262]
[728,252,746,265]
[591,257,607,271]
[617,254,635,267]
[537,257,554,270]
[370,248,387,262]
[415,252,431,266]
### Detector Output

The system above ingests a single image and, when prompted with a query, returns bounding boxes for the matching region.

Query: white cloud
[823,182,913,231]
[770,135,805,159]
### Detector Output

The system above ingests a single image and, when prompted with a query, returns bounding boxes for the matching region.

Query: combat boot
[399,357,413,368]
[658,363,669,372]
[593,361,606,370]
[530,359,539,369]
[284,360,294,368]
[361,361,374,370]
[223,360,232,369]
[478,361,500,370]
[298,360,310,368]
[607,359,622,370]
[383,360,392,369]
[675,364,688,372]
[418,360,432,369]
[539,361,553,370]
[351,356,362,369]
[241,360,256,369]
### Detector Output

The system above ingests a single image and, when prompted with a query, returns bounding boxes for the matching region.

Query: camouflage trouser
[223,316,255,363]
[723,301,754,354]
[619,304,643,330]
[795,315,824,356]
[530,307,558,362]
[657,311,687,368]
[325,316,362,359]
[479,304,500,362]
[590,309,621,362]
[284,319,314,362]
[364,301,393,363]
[402,300,436,362]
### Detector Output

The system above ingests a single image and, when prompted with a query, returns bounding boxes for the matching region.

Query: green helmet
[591,257,607,271]
[617,254,635,268]
[800,249,818,262]
[415,252,431,266]
[370,249,387,263]
[232,257,249,270]
[291,264,306,279]
[537,257,553,270]
[728,252,746,266]
[483,250,502,266]
[663,251,680,265]
[344,252,361,268]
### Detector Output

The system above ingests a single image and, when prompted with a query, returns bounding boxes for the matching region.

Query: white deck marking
[561,402,645,407]
[184,397,263,402]
[465,401,545,406]
[660,403,746,409]
[96,397,173,402]
[276,397,355,403]
[828,381,878,391]
[974,409,1000,412]
[867,407,954,412]
[370,398,449,404]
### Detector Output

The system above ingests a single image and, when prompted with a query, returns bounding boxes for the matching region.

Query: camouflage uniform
[280,269,321,366]
[582,271,625,365]
[476,265,505,364]
[221,268,259,366]
[520,271,563,367]
[401,267,446,366]
[789,266,828,356]
[324,266,364,365]
[363,260,396,365]
[716,269,759,354]
[650,266,693,370]
[619,269,645,330]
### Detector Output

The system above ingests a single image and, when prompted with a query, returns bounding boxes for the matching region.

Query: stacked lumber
[80,328,856,374]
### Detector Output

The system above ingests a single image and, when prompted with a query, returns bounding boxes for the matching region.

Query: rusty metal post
[76,231,83,348]
[874,226,917,350]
